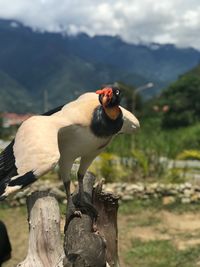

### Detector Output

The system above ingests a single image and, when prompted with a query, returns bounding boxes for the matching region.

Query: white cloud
[0,0,200,49]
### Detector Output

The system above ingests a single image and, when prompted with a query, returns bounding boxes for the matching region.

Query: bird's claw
[73,210,82,217]
[72,191,98,221]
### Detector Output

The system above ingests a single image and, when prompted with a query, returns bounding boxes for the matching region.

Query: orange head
[96,86,121,107]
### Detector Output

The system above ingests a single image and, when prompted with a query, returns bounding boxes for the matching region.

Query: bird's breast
[58,125,111,158]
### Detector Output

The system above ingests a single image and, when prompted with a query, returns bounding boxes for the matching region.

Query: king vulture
[0,85,139,216]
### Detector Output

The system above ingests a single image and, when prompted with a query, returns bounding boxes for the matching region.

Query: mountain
[67,34,200,82]
[0,70,33,112]
[0,18,200,112]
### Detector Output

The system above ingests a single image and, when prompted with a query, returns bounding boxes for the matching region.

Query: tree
[154,65,200,128]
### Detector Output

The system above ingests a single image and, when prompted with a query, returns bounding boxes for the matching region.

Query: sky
[0,0,200,50]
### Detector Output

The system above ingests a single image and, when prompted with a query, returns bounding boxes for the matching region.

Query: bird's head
[96,85,121,108]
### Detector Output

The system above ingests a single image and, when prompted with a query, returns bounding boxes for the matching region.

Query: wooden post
[63,173,106,267]
[18,173,120,267]
[93,182,120,267]
[17,191,64,267]
[63,173,120,267]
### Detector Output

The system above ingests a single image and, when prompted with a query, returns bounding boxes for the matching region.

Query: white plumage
[0,89,139,213]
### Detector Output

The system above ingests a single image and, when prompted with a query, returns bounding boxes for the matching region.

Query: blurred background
[1,0,200,266]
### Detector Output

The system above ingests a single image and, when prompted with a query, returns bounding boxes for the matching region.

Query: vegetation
[125,239,200,267]
[92,112,200,182]
[152,64,200,129]
[96,66,200,181]
[177,150,200,160]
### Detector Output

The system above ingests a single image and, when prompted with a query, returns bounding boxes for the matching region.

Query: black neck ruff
[90,105,123,138]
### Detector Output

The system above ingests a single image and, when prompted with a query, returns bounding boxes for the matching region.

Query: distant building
[1,113,34,128]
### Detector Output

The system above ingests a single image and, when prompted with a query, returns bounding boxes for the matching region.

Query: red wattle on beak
[96,88,113,97]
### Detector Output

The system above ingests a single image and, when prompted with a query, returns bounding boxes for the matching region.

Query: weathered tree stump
[93,182,120,267]
[17,191,64,267]
[63,173,106,267]
[64,173,120,267]
[18,173,120,267]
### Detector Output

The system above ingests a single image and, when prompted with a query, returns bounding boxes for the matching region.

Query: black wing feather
[42,105,64,116]
[0,140,17,181]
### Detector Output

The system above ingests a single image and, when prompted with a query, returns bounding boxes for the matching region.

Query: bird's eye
[116,90,120,95]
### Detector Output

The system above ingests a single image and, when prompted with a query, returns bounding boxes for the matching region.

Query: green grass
[127,214,161,227]
[119,199,200,215]
[125,239,200,267]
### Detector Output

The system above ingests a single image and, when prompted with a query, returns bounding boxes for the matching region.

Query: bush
[176,150,200,160]
[90,153,130,183]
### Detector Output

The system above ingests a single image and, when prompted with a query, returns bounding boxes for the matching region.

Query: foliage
[130,148,166,181]
[109,120,200,159]
[155,65,200,129]
[89,152,130,182]
[164,168,187,184]
[105,118,200,182]
[176,149,200,160]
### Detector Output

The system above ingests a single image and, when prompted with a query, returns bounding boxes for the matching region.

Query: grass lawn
[1,199,200,267]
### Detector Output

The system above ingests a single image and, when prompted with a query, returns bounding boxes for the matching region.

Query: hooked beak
[119,106,140,134]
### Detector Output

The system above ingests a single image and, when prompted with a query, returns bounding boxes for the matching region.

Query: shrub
[176,150,200,160]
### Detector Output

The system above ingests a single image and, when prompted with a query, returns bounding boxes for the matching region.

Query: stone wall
[5,180,200,206]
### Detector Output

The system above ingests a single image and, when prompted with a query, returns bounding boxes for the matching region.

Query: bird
[0,85,139,216]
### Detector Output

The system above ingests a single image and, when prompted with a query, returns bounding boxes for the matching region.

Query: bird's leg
[64,180,82,225]
[77,173,84,203]
[72,172,98,220]
[63,180,71,201]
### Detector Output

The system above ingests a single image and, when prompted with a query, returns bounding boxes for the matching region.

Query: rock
[162,196,176,205]
[122,195,134,201]
[6,180,200,206]
[191,194,199,203]
[184,182,192,189]
[63,199,67,205]
[183,189,192,197]
[19,198,26,205]
[126,184,144,193]
[181,197,191,204]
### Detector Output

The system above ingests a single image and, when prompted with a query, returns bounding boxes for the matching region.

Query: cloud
[0,0,200,49]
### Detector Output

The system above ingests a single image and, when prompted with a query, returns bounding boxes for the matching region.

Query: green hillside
[151,64,200,129]
[0,70,34,112]
[35,55,148,109]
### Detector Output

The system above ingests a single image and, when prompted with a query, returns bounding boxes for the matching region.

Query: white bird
[0,85,139,216]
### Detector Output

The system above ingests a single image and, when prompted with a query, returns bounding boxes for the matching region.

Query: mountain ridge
[0,18,200,112]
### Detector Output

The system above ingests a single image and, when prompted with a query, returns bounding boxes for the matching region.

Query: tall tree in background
[158,65,200,128]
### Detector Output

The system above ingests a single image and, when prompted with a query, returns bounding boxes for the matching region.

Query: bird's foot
[72,191,98,221]
[66,195,82,224]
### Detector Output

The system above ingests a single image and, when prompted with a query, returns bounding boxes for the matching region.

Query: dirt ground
[119,210,200,266]
[2,205,200,267]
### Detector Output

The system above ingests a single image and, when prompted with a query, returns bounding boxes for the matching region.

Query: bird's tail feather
[0,171,37,200]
